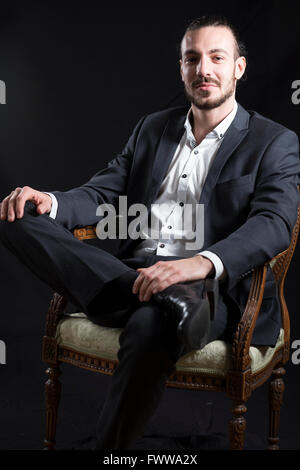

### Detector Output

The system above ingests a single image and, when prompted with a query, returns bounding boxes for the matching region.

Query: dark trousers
[0,203,228,449]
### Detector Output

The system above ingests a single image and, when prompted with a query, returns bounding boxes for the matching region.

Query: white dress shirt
[47,101,238,281]
[132,101,238,279]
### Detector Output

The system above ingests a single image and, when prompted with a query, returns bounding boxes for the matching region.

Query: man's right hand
[0,186,52,222]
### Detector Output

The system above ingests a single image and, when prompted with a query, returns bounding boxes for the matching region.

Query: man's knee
[0,202,47,247]
[0,219,19,245]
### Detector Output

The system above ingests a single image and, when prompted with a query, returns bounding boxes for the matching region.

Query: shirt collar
[184,100,238,146]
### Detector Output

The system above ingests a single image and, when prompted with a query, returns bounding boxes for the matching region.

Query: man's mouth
[194,82,218,89]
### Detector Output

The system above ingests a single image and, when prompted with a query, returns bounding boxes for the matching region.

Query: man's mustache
[192,77,220,87]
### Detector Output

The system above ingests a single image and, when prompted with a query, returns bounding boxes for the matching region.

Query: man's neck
[191,97,236,144]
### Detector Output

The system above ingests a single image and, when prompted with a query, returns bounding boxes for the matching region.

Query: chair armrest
[230,201,300,372]
[73,226,97,241]
[230,263,268,371]
[44,293,68,338]
[43,293,68,365]
[270,248,291,345]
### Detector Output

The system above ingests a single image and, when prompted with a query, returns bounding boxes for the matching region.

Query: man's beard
[184,75,236,110]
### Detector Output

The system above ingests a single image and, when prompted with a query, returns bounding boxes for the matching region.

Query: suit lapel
[148,104,250,206]
[199,104,250,205]
[148,112,186,204]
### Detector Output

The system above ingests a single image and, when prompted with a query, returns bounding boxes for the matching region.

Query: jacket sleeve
[206,129,300,291]
[50,116,146,230]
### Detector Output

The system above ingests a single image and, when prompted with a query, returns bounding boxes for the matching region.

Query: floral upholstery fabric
[56,313,284,376]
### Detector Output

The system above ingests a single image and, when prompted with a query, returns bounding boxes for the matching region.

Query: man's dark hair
[180,15,247,60]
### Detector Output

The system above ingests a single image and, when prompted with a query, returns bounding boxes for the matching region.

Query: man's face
[180,26,246,110]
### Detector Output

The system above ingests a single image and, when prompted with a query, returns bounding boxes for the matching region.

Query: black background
[0,1,299,451]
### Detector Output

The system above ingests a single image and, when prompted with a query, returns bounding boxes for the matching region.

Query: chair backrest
[267,202,300,363]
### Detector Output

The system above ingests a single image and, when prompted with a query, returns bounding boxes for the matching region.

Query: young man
[0,16,299,449]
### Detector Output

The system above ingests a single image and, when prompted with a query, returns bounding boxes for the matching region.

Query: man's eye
[185,57,196,63]
[214,56,223,61]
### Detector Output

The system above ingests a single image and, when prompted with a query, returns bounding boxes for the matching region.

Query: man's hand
[0,186,52,222]
[132,256,214,302]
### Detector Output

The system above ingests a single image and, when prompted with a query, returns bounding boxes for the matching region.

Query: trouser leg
[94,296,229,450]
[0,204,188,321]
[94,303,187,450]
[0,203,135,312]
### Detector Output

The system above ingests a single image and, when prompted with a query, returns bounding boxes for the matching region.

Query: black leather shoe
[153,278,219,350]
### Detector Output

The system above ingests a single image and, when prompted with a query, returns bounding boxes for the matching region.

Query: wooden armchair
[42,207,300,451]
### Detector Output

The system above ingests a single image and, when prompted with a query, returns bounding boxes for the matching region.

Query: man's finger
[132,265,158,294]
[138,266,172,301]
[133,262,171,299]
[0,198,9,220]
[138,272,163,300]
[36,195,52,215]
[138,274,157,301]
[7,189,22,221]
[139,278,159,302]
[15,186,34,218]
[14,196,27,219]
[132,272,145,294]
[141,272,179,301]
[36,202,48,214]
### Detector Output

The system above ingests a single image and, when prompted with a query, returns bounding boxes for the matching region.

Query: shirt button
[194,150,199,155]
[179,202,184,207]
[159,243,165,248]
[182,174,187,178]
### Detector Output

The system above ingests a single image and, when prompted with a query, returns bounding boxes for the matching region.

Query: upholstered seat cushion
[56,313,284,376]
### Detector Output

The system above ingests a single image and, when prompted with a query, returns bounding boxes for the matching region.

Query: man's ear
[235,56,246,80]
[179,59,184,82]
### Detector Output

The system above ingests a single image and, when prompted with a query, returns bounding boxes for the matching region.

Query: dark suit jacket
[52,103,300,346]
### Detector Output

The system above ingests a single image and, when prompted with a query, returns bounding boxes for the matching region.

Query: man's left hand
[132,256,214,302]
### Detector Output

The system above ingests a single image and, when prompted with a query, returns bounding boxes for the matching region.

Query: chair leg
[268,366,285,450]
[44,364,62,450]
[229,402,247,450]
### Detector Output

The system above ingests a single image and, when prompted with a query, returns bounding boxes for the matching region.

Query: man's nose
[196,58,211,77]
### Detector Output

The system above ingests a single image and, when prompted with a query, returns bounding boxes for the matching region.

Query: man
[0,16,299,449]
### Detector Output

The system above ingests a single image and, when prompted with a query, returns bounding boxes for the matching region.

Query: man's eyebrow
[182,48,229,56]
[209,48,229,55]
[182,49,198,56]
